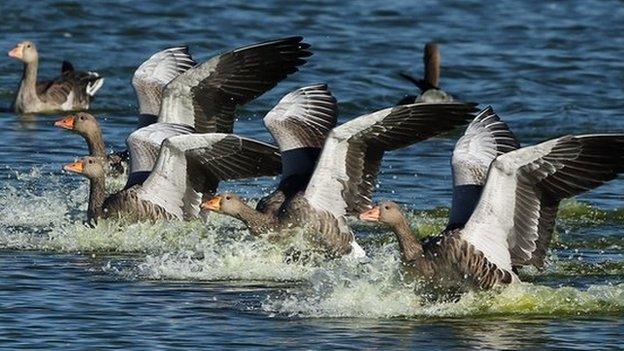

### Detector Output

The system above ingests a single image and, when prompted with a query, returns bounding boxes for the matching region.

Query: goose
[397,42,453,105]
[62,37,311,223]
[360,133,624,292]
[202,100,477,257]
[64,133,282,222]
[57,37,311,185]
[125,36,311,187]
[54,46,197,174]
[8,41,104,114]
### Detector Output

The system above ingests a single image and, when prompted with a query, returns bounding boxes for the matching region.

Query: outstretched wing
[462,134,624,272]
[447,106,520,229]
[132,46,196,118]
[138,134,282,219]
[264,84,337,178]
[304,102,478,218]
[158,37,312,133]
[452,106,520,186]
[125,123,195,188]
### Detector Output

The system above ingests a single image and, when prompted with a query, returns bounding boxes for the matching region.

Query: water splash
[263,244,624,318]
[1,168,624,318]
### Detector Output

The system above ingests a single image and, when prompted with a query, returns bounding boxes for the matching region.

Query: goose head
[55,113,101,138]
[63,156,105,179]
[359,201,404,226]
[8,41,38,64]
[201,193,245,216]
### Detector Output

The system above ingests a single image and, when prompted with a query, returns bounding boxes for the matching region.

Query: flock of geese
[8,37,624,295]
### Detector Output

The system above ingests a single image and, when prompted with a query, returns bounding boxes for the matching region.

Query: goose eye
[384,206,390,210]
[225,196,232,200]
[79,116,85,120]
[88,160,93,164]
[26,44,31,48]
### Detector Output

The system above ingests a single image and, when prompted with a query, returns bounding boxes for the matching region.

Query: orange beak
[201,196,222,212]
[63,160,84,174]
[54,116,75,130]
[359,206,381,222]
[8,45,22,59]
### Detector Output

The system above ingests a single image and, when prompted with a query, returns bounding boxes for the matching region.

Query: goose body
[204,88,477,257]
[9,41,104,114]
[398,43,453,105]
[65,134,282,223]
[361,132,624,292]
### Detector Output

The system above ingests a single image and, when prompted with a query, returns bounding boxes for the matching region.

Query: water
[0,0,623,349]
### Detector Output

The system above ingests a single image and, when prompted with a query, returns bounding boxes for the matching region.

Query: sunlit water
[0,0,623,349]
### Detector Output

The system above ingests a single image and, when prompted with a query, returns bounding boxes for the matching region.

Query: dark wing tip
[306,83,328,90]
[61,61,75,73]
[481,105,495,115]
[473,106,521,152]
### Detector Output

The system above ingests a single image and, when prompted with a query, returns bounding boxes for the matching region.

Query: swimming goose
[360,134,624,292]
[203,101,477,257]
[8,41,104,114]
[398,43,453,105]
[64,134,281,222]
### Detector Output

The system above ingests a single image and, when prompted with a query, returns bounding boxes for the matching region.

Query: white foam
[2,167,624,319]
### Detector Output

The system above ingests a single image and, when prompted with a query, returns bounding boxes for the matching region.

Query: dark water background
[0,0,623,349]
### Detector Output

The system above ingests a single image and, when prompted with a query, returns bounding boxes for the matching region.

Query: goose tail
[85,72,104,97]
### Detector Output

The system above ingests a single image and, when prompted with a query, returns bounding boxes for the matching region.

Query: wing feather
[157,37,312,133]
[132,46,196,117]
[452,106,520,186]
[264,84,338,151]
[139,134,281,219]
[304,102,478,218]
[125,123,195,187]
[462,134,624,271]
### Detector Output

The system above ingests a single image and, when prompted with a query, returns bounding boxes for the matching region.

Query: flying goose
[398,43,453,105]
[8,41,104,114]
[203,101,477,257]
[57,37,311,184]
[64,133,282,222]
[360,134,624,292]
[125,36,311,188]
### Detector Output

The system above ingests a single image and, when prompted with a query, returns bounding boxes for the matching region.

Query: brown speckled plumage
[377,207,513,292]
[102,185,175,222]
